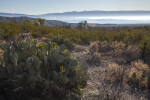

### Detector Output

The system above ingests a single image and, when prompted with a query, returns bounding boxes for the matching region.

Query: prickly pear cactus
[0,38,88,99]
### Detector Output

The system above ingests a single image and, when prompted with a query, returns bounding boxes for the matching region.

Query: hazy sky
[0,0,150,15]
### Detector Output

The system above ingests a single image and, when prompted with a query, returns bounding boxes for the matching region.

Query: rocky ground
[72,44,150,100]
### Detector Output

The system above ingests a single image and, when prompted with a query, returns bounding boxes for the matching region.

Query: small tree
[38,18,46,26]
[34,19,40,26]
[77,21,88,29]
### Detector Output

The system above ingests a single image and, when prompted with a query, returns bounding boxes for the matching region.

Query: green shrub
[50,35,75,50]
[139,36,150,59]
[0,22,21,39]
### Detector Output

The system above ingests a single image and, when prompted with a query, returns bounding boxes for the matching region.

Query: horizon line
[0,10,150,15]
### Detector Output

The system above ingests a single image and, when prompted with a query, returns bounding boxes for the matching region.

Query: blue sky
[0,0,150,15]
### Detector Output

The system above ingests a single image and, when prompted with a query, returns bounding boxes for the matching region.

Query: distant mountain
[40,11,150,17]
[1,11,150,25]
[0,16,70,27]
[1,11,150,18]
[0,12,28,17]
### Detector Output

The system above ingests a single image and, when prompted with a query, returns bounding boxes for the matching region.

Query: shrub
[110,41,126,57]
[139,37,150,63]
[106,63,125,83]
[74,45,86,52]
[127,60,149,88]
[0,22,21,39]
[98,41,111,52]
[109,42,141,63]
[50,35,75,51]
[123,45,141,63]
[86,52,101,66]
[89,41,99,54]
[0,49,3,60]
[37,42,46,49]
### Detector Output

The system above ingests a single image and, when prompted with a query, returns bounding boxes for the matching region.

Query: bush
[86,52,101,66]
[89,41,99,54]
[110,41,126,57]
[98,41,111,52]
[0,22,21,39]
[0,49,3,60]
[127,60,149,88]
[139,37,150,63]
[50,35,75,50]
[124,45,141,63]
[106,63,125,83]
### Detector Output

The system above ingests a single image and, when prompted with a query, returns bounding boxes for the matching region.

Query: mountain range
[1,11,150,18]
[0,11,150,25]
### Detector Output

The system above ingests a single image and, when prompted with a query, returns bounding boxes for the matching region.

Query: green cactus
[12,53,18,66]
[31,46,38,55]
[53,49,59,58]
[51,71,58,82]
[0,66,6,79]
[28,75,36,87]
[56,55,64,63]
[59,44,66,52]
[70,59,78,67]
[80,62,88,71]
[44,56,48,66]
[45,42,51,50]
[58,72,68,85]
[0,38,88,98]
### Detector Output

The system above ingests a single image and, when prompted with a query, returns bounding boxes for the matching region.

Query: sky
[0,0,150,15]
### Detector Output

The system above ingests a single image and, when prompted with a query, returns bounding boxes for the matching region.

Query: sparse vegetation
[0,20,150,100]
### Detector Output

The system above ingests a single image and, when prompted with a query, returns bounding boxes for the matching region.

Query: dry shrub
[110,42,141,63]
[41,36,48,42]
[127,60,149,88]
[89,41,142,63]
[98,41,111,52]
[110,41,126,50]
[106,63,125,83]
[145,56,150,65]
[86,52,101,66]
[110,41,126,57]
[89,41,111,54]
[0,49,3,60]
[0,40,6,44]
[124,45,141,63]
[89,41,99,54]
[74,45,86,52]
